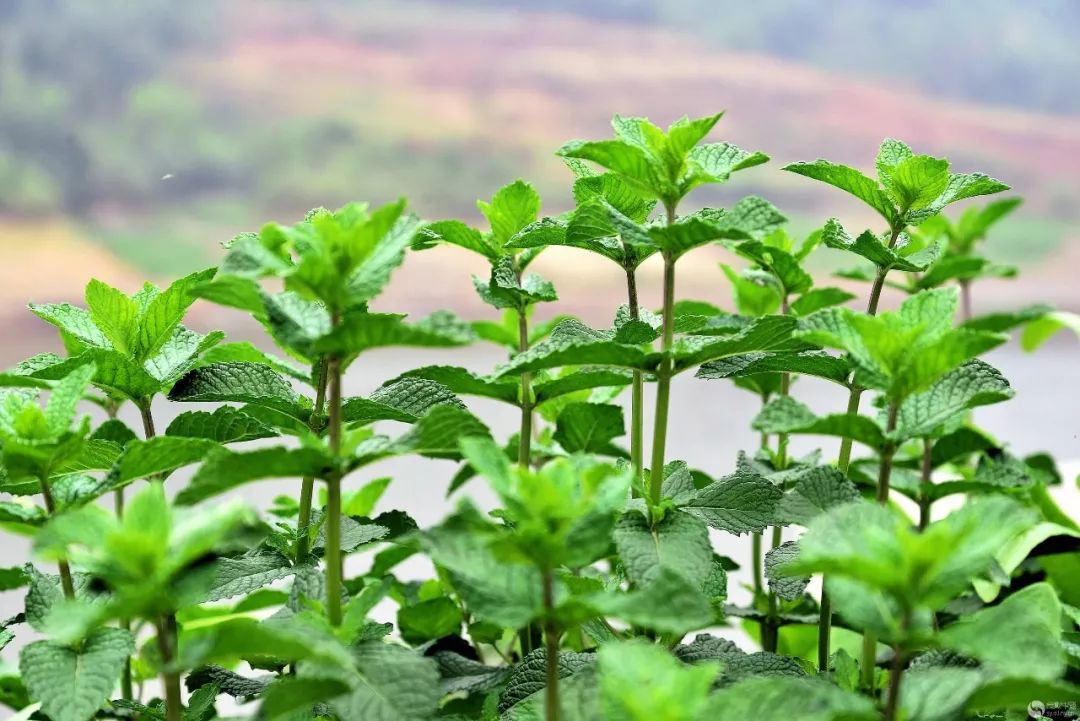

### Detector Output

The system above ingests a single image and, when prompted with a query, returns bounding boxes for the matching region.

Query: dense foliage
[1,113,1079,721]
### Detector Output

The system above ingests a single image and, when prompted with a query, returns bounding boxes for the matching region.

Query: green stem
[626,264,644,483]
[325,349,344,626]
[862,402,899,688]
[296,358,330,562]
[918,439,933,531]
[105,402,125,519]
[959,279,973,322]
[827,227,902,671]
[817,592,832,672]
[38,474,74,599]
[542,569,559,721]
[647,253,676,507]
[751,533,763,597]
[883,614,910,721]
[517,308,533,468]
[762,524,783,653]
[156,614,182,721]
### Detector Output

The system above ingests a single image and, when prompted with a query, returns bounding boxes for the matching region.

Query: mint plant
[1,116,1078,721]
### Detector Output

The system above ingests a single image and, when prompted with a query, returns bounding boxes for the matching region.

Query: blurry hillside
[1,0,1078,360]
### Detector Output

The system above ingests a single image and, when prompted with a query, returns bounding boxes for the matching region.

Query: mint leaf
[342,377,464,426]
[478,180,541,248]
[940,583,1064,681]
[553,403,624,455]
[20,627,134,721]
[176,447,331,505]
[614,509,712,586]
[696,350,850,385]
[134,268,215,360]
[390,366,520,405]
[168,362,308,418]
[764,541,809,600]
[895,359,1012,440]
[165,406,276,443]
[27,303,110,348]
[707,677,877,721]
[776,465,860,526]
[84,279,138,355]
[678,463,782,534]
[753,396,886,449]
[418,219,499,260]
[783,160,897,224]
[205,550,295,602]
[499,648,595,714]
[313,311,473,356]
[820,218,940,272]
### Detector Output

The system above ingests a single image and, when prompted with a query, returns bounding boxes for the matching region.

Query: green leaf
[696,351,850,385]
[425,519,542,629]
[478,180,541,248]
[820,218,939,272]
[879,154,950,213]
[343,377,465,426]
[776,465,860,527]
[614,509,712,586]
[707,677,877,721]
[765,541,809,600]
[940,583,1064,681]
[134,268,216,360]
[500,648,595,714]
[1021,310,1080,351]
[672,314,798,372]
[19,627,134,721]
[753,396,886,449]
[351,405,492,470]
[418,219,499,260]
[496,321,654,376]
[534,368,632,405]
[391,366,519,405]
[165,406,276,443]
[790,287,856,316]
[720,264,781,317]
[558,138,667,200]
[683,142,770,195]
[205,550,296,602]
[43,362,95,438]
[397,597,463,644]
[796,288,1006,401]
[84,279,138,355]
[783,160,897,224]
[587,567,713,635]
[176,446,331,505]
[678,463,783,534]
[168,362,308,418]
[735,241,813,296]
[257,291,332,361]
[314,311,473,356]
[433,651,513,696]
[598,641,716,721]
[898,668,984,721]
[31,349,162,402]
[476,256,557,310]
[895,359,1013,440]
[113,436,219,485]
[553,403,624,455]
[27,303,110,348]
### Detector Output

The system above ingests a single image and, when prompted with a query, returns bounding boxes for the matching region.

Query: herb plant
[1,114,1078,721]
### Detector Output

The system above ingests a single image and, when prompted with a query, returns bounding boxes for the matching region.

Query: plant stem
[296,358,329,562]
[959,279,973,322]
[647,253,676,507]
[542,569,559,721]
[105,402,125,519]
[625,264,644,483]
[918,439,933,531]
[37,474,75,599]
[883,614,910,721]
[517,308,533,468]
[751,533,763,597]
[324,348,344,626]
[827,226,902,671]
[861,402,899,688]
[762,524,783,653]
[156,614,182,721]
[876,404,899,503]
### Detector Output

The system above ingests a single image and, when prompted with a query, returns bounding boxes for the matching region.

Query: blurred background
[0,0,1077,452]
